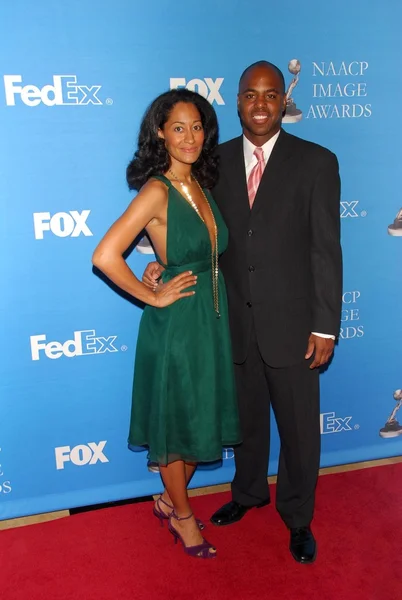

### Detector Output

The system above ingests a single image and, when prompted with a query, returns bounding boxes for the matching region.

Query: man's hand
[142,261,164,290]
[305,334,335,369]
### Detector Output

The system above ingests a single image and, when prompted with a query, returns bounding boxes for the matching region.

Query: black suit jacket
[213,129,342,367]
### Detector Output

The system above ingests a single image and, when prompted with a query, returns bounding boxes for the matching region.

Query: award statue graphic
[388,208,402,236]
[282,59,303,123]
[379,389,402,438]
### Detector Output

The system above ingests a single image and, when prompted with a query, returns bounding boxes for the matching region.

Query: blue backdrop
[1,0,401,519]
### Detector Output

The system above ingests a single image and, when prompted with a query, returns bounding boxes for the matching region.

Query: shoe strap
[171,510,193,521]
[158,496,173,510]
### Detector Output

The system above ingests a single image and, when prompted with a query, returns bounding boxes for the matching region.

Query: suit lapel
[221,135,250,219]
[251,129,295,214]
[225,136,248,195]
[220,130,296,219]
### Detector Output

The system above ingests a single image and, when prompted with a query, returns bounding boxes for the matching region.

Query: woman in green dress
[92,89,240,559]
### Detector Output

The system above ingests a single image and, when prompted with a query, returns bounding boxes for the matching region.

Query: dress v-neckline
[162,175,217,250]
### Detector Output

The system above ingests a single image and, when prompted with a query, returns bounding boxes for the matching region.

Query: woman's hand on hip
[151,271,197,308]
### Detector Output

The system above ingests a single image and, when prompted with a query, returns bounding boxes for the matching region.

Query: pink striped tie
[247,147,265,208]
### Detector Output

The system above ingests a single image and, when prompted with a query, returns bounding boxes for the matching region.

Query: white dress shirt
[243,130,281,180]
[243,132,335,341]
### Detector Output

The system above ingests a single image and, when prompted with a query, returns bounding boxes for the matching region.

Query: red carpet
[1,464,401,600]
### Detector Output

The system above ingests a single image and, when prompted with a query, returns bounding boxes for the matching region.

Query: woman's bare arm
[92,179,196,306]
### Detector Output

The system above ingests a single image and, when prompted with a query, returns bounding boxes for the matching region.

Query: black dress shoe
[210,499,270,526]
[289,526,317,564]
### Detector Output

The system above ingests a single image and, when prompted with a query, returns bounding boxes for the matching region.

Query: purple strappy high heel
[168,511,217,559]
[153,496,205,530]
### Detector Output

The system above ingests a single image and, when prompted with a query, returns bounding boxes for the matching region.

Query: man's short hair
[239,61,286,94]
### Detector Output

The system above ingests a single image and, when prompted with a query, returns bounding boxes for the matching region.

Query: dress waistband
[161,259,211,276]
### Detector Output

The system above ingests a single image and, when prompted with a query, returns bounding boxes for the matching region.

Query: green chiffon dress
[128,175,240,465]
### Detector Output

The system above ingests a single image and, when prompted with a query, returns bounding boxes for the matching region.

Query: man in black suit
[208,61,342,564]
[143,61,342,563]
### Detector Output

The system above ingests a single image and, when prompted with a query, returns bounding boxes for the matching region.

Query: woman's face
[158,102,204,167]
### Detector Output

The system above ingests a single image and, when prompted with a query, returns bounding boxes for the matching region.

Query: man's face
[237,65,286,146]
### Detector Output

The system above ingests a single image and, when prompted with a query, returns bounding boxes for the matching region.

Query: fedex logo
[33,210,92,239]
[170,77,225,105]
[340,201,360,218]
[4,75,102,106]
[55,441,108,470]
[30,330,118,361]
[320,411,353,434]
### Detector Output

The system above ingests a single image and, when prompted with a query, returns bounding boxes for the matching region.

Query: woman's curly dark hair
[126,88,219,191]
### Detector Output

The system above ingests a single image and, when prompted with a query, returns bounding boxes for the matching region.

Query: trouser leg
[264,359,320,528]
[231,327,271,506]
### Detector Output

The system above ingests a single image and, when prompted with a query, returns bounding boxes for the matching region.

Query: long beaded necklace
[168,168,220,318]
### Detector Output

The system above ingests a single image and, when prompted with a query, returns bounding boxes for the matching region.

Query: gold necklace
[168,168,220,318]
